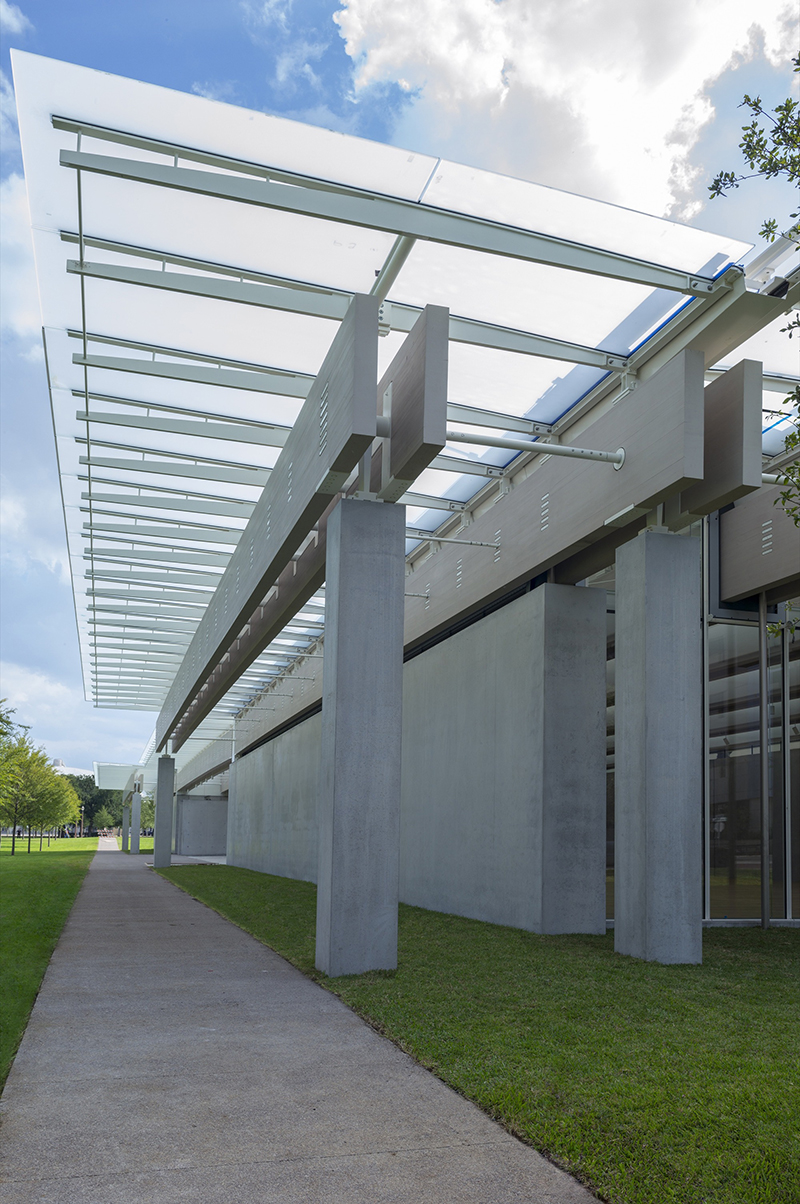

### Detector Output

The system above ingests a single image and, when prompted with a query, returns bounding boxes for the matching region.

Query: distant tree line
[0,703,120,854]
[0,704,81,853]
[63,772,124,833]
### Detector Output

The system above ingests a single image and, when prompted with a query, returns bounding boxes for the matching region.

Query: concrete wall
[227,585,607,934]
[400,583,606,932]
[227,713,321,879]
[175,794,229,856]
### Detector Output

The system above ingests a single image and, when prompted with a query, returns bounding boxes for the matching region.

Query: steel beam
[85,523,240,545]
[80,454,270,489]
[77,406,289,448]
[69,257,627,372]
[74,353,312,398]
[61,150,724,296]
[81,492,254,520]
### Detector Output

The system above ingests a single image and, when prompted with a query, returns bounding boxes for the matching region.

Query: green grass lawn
[158,864,799,1204]
[0,837,98,1088]
[114,836,154,853]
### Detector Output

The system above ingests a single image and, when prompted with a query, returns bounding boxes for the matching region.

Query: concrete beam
[153,755,176,868]
[130,789,142,857]
[315,499,406,976]
[614,530,702,964]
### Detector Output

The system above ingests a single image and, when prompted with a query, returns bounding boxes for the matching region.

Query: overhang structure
[12,50,800,794]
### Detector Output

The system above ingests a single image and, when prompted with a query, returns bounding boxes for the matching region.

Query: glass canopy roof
[12,50,799,787]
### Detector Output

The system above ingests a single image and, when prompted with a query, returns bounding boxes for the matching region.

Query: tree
[93,805,114,832]
[710,54,800,529]
[65,774,122,829]
[140,794,155,832]
[0,705,80,853]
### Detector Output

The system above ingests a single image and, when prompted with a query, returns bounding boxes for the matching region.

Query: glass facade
[595,556,798,925]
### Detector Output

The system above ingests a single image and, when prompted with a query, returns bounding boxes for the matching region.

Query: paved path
[1,840,595,1203]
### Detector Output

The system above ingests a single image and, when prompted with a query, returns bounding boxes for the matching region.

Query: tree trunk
[27,826,32,853]
[39,829,43,851]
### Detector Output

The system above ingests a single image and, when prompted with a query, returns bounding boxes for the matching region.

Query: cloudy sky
[1,0,797,769]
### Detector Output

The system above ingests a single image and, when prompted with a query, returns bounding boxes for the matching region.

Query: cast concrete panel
[400,584,606,933]
[121,804,130,853]
[227,713,321,881]
[614,530,702,964]
[680,359,763,516]
[316,498,406,976]
[403,348,705,652]
[227,583,607,935]
[129,790,141,856]
[153,755,175,869]
[175,795,229,856]
[719,485,800,604]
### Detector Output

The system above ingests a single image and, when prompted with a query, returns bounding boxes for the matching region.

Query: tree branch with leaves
[710,54,800,531]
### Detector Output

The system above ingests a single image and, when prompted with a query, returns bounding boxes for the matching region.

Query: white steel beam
[86,569,222,587]
[79,454,270,488]
[77,407,290,448]
[61,150,726,296]
[90,604,204,621]
[73,353,312,398]
[88,588,210,607]
[85,523,240,544]
[400,491,466,512]
[430,454,506,477]
[81,492,255,519]
[69,258,627,372]
[85,548,231,568]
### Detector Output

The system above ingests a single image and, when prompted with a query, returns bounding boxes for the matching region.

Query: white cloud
[274,39,327,90]
[0,662,155,767]
[241,0,293,35]
[0,0,32,35]
[335,0,798,217]
[0,485,69,581]
[191,80,240,103]
[1,67,20,157]
[0,170,41,341]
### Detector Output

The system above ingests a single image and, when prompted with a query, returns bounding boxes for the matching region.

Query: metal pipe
[445,429,625,467]
[758,591,770,929]
[371,235,416,303]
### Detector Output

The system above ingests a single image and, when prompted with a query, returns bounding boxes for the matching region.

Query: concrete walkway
[0,840,595,1203]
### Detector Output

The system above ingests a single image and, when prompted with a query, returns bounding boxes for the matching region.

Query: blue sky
[1,0,797,769]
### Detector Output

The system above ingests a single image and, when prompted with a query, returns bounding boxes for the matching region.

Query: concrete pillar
[316,498,406,976]
[614,530,702,963]
[130,789,141,856]
[531,583,607,934]
[153,755,175,868]
[121,804,130,853]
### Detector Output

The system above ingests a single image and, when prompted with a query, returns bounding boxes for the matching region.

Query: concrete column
[532,583,607,934]
[121,804,130,853]
[130,789,142,856]
[316,498,406,976]
[614,530,702,964]
[153,755,175,868]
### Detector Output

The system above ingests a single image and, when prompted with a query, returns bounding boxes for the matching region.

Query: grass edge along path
[0,837,98,1088]
[157,864,799,1204]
